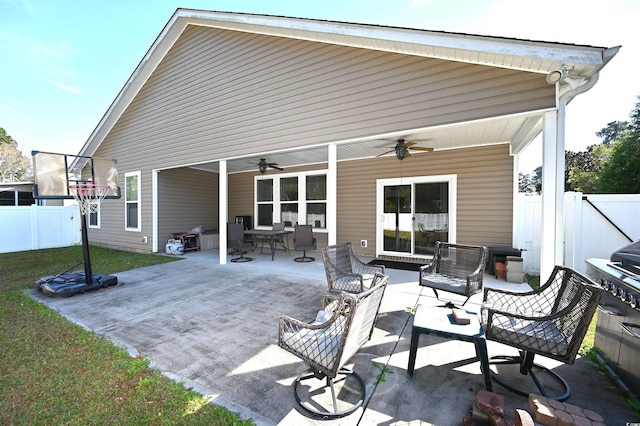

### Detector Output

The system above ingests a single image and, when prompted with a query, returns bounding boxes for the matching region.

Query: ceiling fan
[256,158,283,174]
[377,138,434,160]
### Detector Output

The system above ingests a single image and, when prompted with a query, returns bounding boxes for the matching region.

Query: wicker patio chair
[293,224,316,262]
[227,222,253,262]
[481,265,603,400]
[419,241,487,306]
[321,242,385,293]
[278,273,388,418]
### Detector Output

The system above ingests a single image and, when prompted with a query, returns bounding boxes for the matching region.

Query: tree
[0,127,32,182]
[518,167,541,194]
[566,144,611,192]
[595,120,629,145]
[597,97,640,193]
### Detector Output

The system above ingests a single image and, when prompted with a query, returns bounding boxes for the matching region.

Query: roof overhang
[78,9,619,161]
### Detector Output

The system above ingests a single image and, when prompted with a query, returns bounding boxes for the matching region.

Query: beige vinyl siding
[336,144,513,256]
[91,24,549,253]
[102,24,553,169]
[157,168,219,244]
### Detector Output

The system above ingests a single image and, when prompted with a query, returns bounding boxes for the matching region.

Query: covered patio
[31,249,634,424]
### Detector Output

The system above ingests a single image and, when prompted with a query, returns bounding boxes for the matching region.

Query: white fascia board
[178,9,613,74]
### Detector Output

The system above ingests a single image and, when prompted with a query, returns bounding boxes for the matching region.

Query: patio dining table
[244,229,291,261]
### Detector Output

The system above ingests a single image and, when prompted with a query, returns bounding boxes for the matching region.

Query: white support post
[152,169,158,253]
[540,109,566,279]
[327,143,337,246]
[219,160,228,265]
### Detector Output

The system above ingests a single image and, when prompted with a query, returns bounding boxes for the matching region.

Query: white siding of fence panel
[571,193,640,273]
[516,192,640,276]
[0,205,81,253]
[514,194,542,274]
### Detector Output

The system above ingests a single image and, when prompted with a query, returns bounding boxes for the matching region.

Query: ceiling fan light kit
[378,138,434,160]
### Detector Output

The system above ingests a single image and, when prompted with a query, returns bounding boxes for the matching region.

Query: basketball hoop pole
[80,210,93,285]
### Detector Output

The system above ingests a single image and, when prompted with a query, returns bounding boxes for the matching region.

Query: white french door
[376,175,456,258]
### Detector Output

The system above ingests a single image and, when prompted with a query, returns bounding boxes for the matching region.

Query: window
[256,179,274,227]
[255,172,327,229]
[306,175,326,228]
[125,171,140,231]
[0,191,34,206]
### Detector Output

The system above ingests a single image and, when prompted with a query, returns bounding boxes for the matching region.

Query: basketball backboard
[32,151,121,199]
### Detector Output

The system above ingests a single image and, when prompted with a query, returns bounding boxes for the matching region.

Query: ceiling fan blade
[376,149,395,157]
[410,147,434,152]
[268,164,284,171]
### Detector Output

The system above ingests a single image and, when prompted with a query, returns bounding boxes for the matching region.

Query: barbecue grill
[586,240,640,395]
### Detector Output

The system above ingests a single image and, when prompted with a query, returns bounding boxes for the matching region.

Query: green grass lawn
[0,245,255,425]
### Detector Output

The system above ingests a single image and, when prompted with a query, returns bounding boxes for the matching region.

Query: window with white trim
[125,171,141,231]
[255,171,327,229]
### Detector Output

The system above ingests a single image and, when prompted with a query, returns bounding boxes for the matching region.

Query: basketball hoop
[69,183,112,215]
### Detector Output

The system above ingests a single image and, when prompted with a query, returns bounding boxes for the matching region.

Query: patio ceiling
[189,111,545,174]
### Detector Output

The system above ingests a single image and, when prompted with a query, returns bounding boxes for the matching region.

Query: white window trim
[254,170,328,231]
[376,174,457,257]
[125,171,141,232]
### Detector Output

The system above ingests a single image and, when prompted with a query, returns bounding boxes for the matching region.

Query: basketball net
[68,183,112,215]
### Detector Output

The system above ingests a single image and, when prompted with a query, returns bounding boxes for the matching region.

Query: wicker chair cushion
[487,313,568,356]
[281,313,347,368]
[333,274,376,289]
[421,273,467,293]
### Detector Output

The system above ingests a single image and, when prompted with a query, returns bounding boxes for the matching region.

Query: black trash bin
[487,247,522,275]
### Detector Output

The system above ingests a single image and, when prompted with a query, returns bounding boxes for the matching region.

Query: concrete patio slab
[30,249,636,425]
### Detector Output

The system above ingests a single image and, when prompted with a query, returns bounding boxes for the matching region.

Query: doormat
[368,259,423,272]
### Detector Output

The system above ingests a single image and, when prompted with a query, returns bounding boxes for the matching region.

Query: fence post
[563,192,583,272]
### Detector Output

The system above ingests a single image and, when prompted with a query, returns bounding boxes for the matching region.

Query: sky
[1,0,639,174]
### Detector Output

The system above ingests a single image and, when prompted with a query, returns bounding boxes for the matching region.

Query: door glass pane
[414,182,449,255]
[383,185,411,253]
[257,179,273,202]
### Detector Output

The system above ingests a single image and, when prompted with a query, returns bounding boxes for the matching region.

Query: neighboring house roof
[0,182,34,192]
[78,8,619,170]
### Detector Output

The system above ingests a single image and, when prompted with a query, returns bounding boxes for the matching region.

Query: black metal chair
[321,242,385,293]
[481,265,603,400]
[227,222,253,262]
[293,224,316,262]
[278,273,388,418]
[419,241,487,306]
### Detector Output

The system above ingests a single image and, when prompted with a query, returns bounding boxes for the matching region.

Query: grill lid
[611,239,640,276]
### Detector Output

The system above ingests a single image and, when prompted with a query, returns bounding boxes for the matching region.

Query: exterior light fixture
[546,65,573,84]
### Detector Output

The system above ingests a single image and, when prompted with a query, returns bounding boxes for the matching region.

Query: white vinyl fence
[0,205,81,254]
[1,195,638,273]
[515,192,640,275]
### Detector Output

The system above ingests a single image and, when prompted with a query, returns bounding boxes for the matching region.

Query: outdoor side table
[407,304,493,391]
